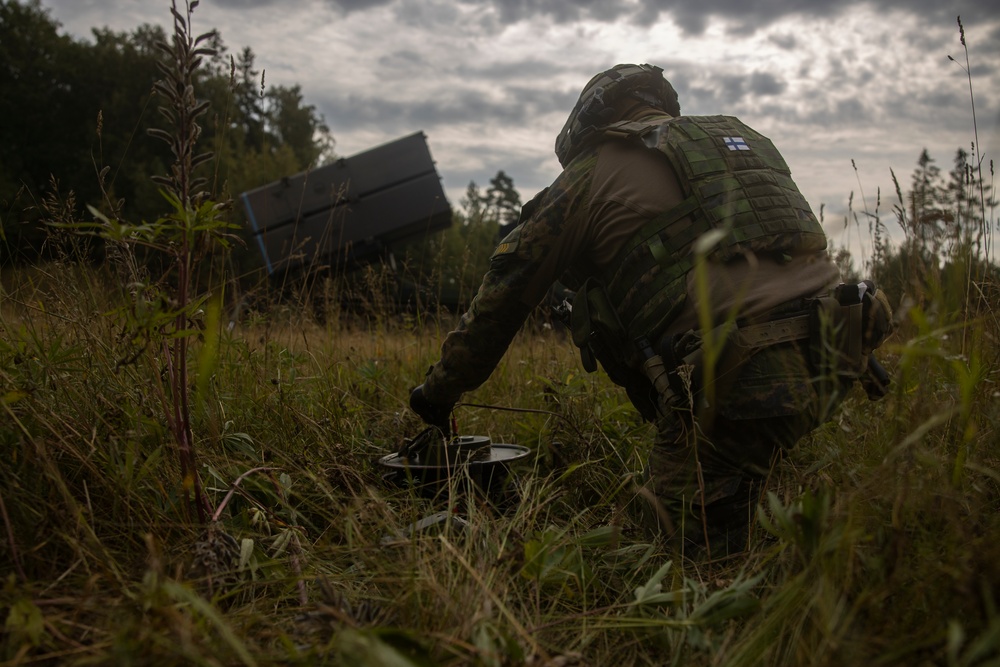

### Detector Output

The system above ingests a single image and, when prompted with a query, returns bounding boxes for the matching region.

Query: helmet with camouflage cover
[554,63,681,168]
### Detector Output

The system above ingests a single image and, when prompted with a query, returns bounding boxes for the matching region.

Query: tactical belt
[650,297,872,419]
[648,311,815,422]
[732,313,810,348]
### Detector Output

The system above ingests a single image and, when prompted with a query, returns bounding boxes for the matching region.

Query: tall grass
[5,251,996,665]
[2,8,1000,667]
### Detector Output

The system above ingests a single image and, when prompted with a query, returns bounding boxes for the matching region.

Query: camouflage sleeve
[422,155,598,405]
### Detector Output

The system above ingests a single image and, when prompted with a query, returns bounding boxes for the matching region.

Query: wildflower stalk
[948,17,992,259]
[143,0,233,522]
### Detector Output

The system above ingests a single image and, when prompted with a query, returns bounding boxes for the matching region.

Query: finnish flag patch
[723,136,750,151]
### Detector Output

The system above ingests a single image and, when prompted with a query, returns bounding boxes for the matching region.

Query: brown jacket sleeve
[421,155,598,405]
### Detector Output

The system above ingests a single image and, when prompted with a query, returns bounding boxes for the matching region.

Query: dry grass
[2,258,999,666]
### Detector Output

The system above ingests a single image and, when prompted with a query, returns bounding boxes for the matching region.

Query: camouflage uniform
[421,107,844,553]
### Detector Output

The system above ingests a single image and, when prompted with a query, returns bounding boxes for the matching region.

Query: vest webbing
[596,115,828,341]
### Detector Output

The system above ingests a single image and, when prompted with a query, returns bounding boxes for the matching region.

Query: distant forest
[0,0,335,264]
[1,0,534,307]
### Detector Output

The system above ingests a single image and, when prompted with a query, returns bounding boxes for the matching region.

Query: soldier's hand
[409,384,454,437]
[835,280,894,355]
[859,280,893,355]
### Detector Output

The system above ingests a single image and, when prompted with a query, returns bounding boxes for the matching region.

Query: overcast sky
[38,0,1000,259]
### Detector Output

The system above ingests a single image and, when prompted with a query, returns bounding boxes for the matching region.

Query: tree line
[0,0,332,266]
[859,147,997,317]
[0,0,525,303]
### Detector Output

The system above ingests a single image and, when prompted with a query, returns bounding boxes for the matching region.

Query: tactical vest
[594,114,827,341]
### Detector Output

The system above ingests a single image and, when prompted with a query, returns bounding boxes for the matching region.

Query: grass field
[2,255,999,666]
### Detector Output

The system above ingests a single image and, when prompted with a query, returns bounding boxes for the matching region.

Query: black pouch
[570,278,633,378]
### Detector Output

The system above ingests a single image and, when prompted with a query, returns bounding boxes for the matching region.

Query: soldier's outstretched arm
[420,160,595,407]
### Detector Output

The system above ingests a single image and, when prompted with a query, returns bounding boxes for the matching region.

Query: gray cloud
[769,33,798,50]
[453,59,566,82]
[317,79,575,136]
[806,98,870,126]
[35,0,1000,242]
[210,0,397,16]
[749,71,788,96]
[389,0,988,36]
[486,0,616,25]
[393,0,463,29]
[318,89,526,132]
[377,49,430,70]
[458,147,557,190]
[207,0,993,37]
[661,62,790,113]
[207,0,281,7]
[982,25,1000,57]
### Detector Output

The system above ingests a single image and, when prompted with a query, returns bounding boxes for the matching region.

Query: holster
[808,296,866,380]
[570,278,634,378]
[570,279,664,420]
